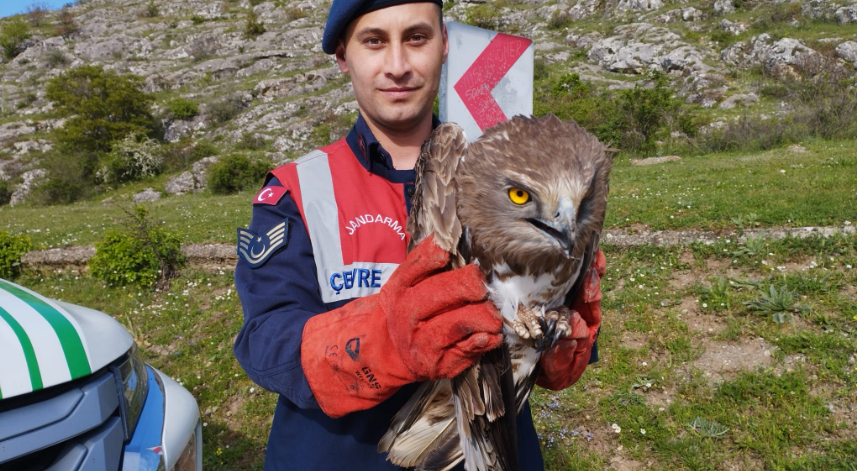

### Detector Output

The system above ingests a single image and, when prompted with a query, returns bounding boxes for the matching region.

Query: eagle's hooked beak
[527,196,576,255]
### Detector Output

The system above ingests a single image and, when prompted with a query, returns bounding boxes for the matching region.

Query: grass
[10,229,856,470]
[2,137,856,248]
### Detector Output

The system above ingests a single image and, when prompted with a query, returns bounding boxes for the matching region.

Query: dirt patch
[692,337,774,383]
[609,455,644,471]
[619,331,649,350]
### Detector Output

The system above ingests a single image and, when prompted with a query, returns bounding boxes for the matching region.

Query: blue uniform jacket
[234,115,597,471]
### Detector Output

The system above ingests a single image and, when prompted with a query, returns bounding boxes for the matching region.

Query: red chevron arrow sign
[453,33,532,132]
[440,22,534,141]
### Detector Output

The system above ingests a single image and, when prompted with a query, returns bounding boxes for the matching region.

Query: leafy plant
[97,134,163,184]
[0,231,32,279]
[0,179,12,206]
[89,206,186,289]
[206,93,247,124]
[732,232,767,257]
[686,417,728,438]
[236,132,267,151]
[141,0,159,18]
[44,49,70,68]
[699,277,732,312]
[46,65,158,154]
[744,284,811,324]
[0,17,32,60]
[244,11,266,39]
[547,9,572,29]
[465,4,501,30]
[208,154,272,194]
[168,98,200,120]
[31,150,97,205]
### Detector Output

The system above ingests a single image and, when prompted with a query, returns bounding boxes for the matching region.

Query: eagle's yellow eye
[509,188,530,205]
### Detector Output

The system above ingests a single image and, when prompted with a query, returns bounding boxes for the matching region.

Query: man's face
[336,3,448,134]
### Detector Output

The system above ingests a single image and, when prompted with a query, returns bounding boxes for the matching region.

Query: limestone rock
[192,156,220,191]
[713,0,735,15]
[10,169,46,207]
[835,41,857,64]
[615,0,664,13]
[835,6,857,24]
[630,155,681,166]
[719,93,759,109]
[165,171,196,195]
[133,187,162,202]
[719,19,748,36]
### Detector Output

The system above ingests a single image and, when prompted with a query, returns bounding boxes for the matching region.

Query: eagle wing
[406,122,467,268]
[381,123,519,471]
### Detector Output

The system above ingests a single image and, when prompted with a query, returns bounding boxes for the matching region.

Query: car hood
[0,279,133,400]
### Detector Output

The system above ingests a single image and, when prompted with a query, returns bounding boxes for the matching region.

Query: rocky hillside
[1,0,857,204]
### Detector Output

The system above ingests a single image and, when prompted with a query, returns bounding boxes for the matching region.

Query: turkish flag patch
[253,186,288,206]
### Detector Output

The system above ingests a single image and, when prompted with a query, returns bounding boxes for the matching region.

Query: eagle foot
[513,305,574,352]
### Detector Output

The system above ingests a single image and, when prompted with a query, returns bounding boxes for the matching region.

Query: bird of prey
[378,114,613,471]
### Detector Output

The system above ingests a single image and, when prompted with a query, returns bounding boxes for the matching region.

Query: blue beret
[322,0,443,54]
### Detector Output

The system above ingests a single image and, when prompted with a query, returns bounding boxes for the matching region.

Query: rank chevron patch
[237,220,290,268]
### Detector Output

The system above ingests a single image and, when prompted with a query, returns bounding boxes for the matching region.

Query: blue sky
[1,0,71,18]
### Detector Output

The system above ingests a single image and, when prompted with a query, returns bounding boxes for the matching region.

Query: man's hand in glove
[537,249,605,391]
[301,235,503,417]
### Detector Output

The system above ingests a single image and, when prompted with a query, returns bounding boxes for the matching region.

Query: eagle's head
[456,114,612,275]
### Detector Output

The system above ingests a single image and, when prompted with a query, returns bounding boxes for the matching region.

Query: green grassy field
[2,137,856,248]
[15,232,857,470]
[6,140,857,470]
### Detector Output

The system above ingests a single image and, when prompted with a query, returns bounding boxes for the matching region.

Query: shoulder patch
[253,186,288,206]
[237,220,291,268]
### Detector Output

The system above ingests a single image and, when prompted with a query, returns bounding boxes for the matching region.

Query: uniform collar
[345,112,441,183]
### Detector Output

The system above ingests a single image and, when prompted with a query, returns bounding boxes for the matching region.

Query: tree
[56,7,78,38]
[0,17,32,60]
[26,2,50,27]
[46,65,158,154]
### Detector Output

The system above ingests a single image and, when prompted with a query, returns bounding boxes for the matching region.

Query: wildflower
[611,423,621,434]
[640,428,646,435]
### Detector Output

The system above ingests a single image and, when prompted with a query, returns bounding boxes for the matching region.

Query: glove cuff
[301,295,416,418]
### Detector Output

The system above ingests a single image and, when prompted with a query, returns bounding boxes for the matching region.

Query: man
[233,0,605,469]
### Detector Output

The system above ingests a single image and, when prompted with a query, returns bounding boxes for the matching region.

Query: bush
[0,17,32,60]
[56,7,78,38]
[97,134,163,184]
[207,93,248,124]
[0,180,12,206]
[44,49,70,68]
[162,139,219,172]
[30,150,97,205]
[208,154,272,194]
[235,132,267,150]
[244,11,266,39]
[89,206,185,289]
[547,9,572,29]
[188,34,218,62]
[465,4,501,30]
[168,98,200,120]
[46,65,158,154]
[26,3,50,27]
[140,0,159,18]
[0,231,32,279]
[284,5,306,22]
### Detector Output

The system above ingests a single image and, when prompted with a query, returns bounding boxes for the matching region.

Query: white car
[0,278,203,471]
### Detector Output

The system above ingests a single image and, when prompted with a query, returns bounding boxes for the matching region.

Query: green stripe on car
[0,280,91,379]
[0,307,42,391]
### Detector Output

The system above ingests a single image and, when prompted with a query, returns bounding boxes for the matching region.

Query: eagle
[377,114,614,471]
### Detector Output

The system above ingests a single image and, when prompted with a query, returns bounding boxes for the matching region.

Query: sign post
[440,21,534,142]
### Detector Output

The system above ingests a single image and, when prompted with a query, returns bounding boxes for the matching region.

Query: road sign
[440,21,534,142]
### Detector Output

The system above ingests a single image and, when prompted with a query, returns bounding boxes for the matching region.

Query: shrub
[97,134,163,184]
[0,231,32,279]
[90,206,185,289]
[236,132,267,150]
[46,65,158,154]
[0,180,12,206]
[56,7,78,38]
[284,5,306,22]
[207,93,248,124]
[162,139,219,171]
[0,17,32,60]
[208,154,272,194]
[26,2,50,27]
[465,4,501,30]
[244,11,266,39]
[168,98,200,120]
[140,0,159,18]
[188,34,218,62]
[191,15,206,25]
[547,9,572,29]
[31,150,97,205]
[44,49,70,68]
